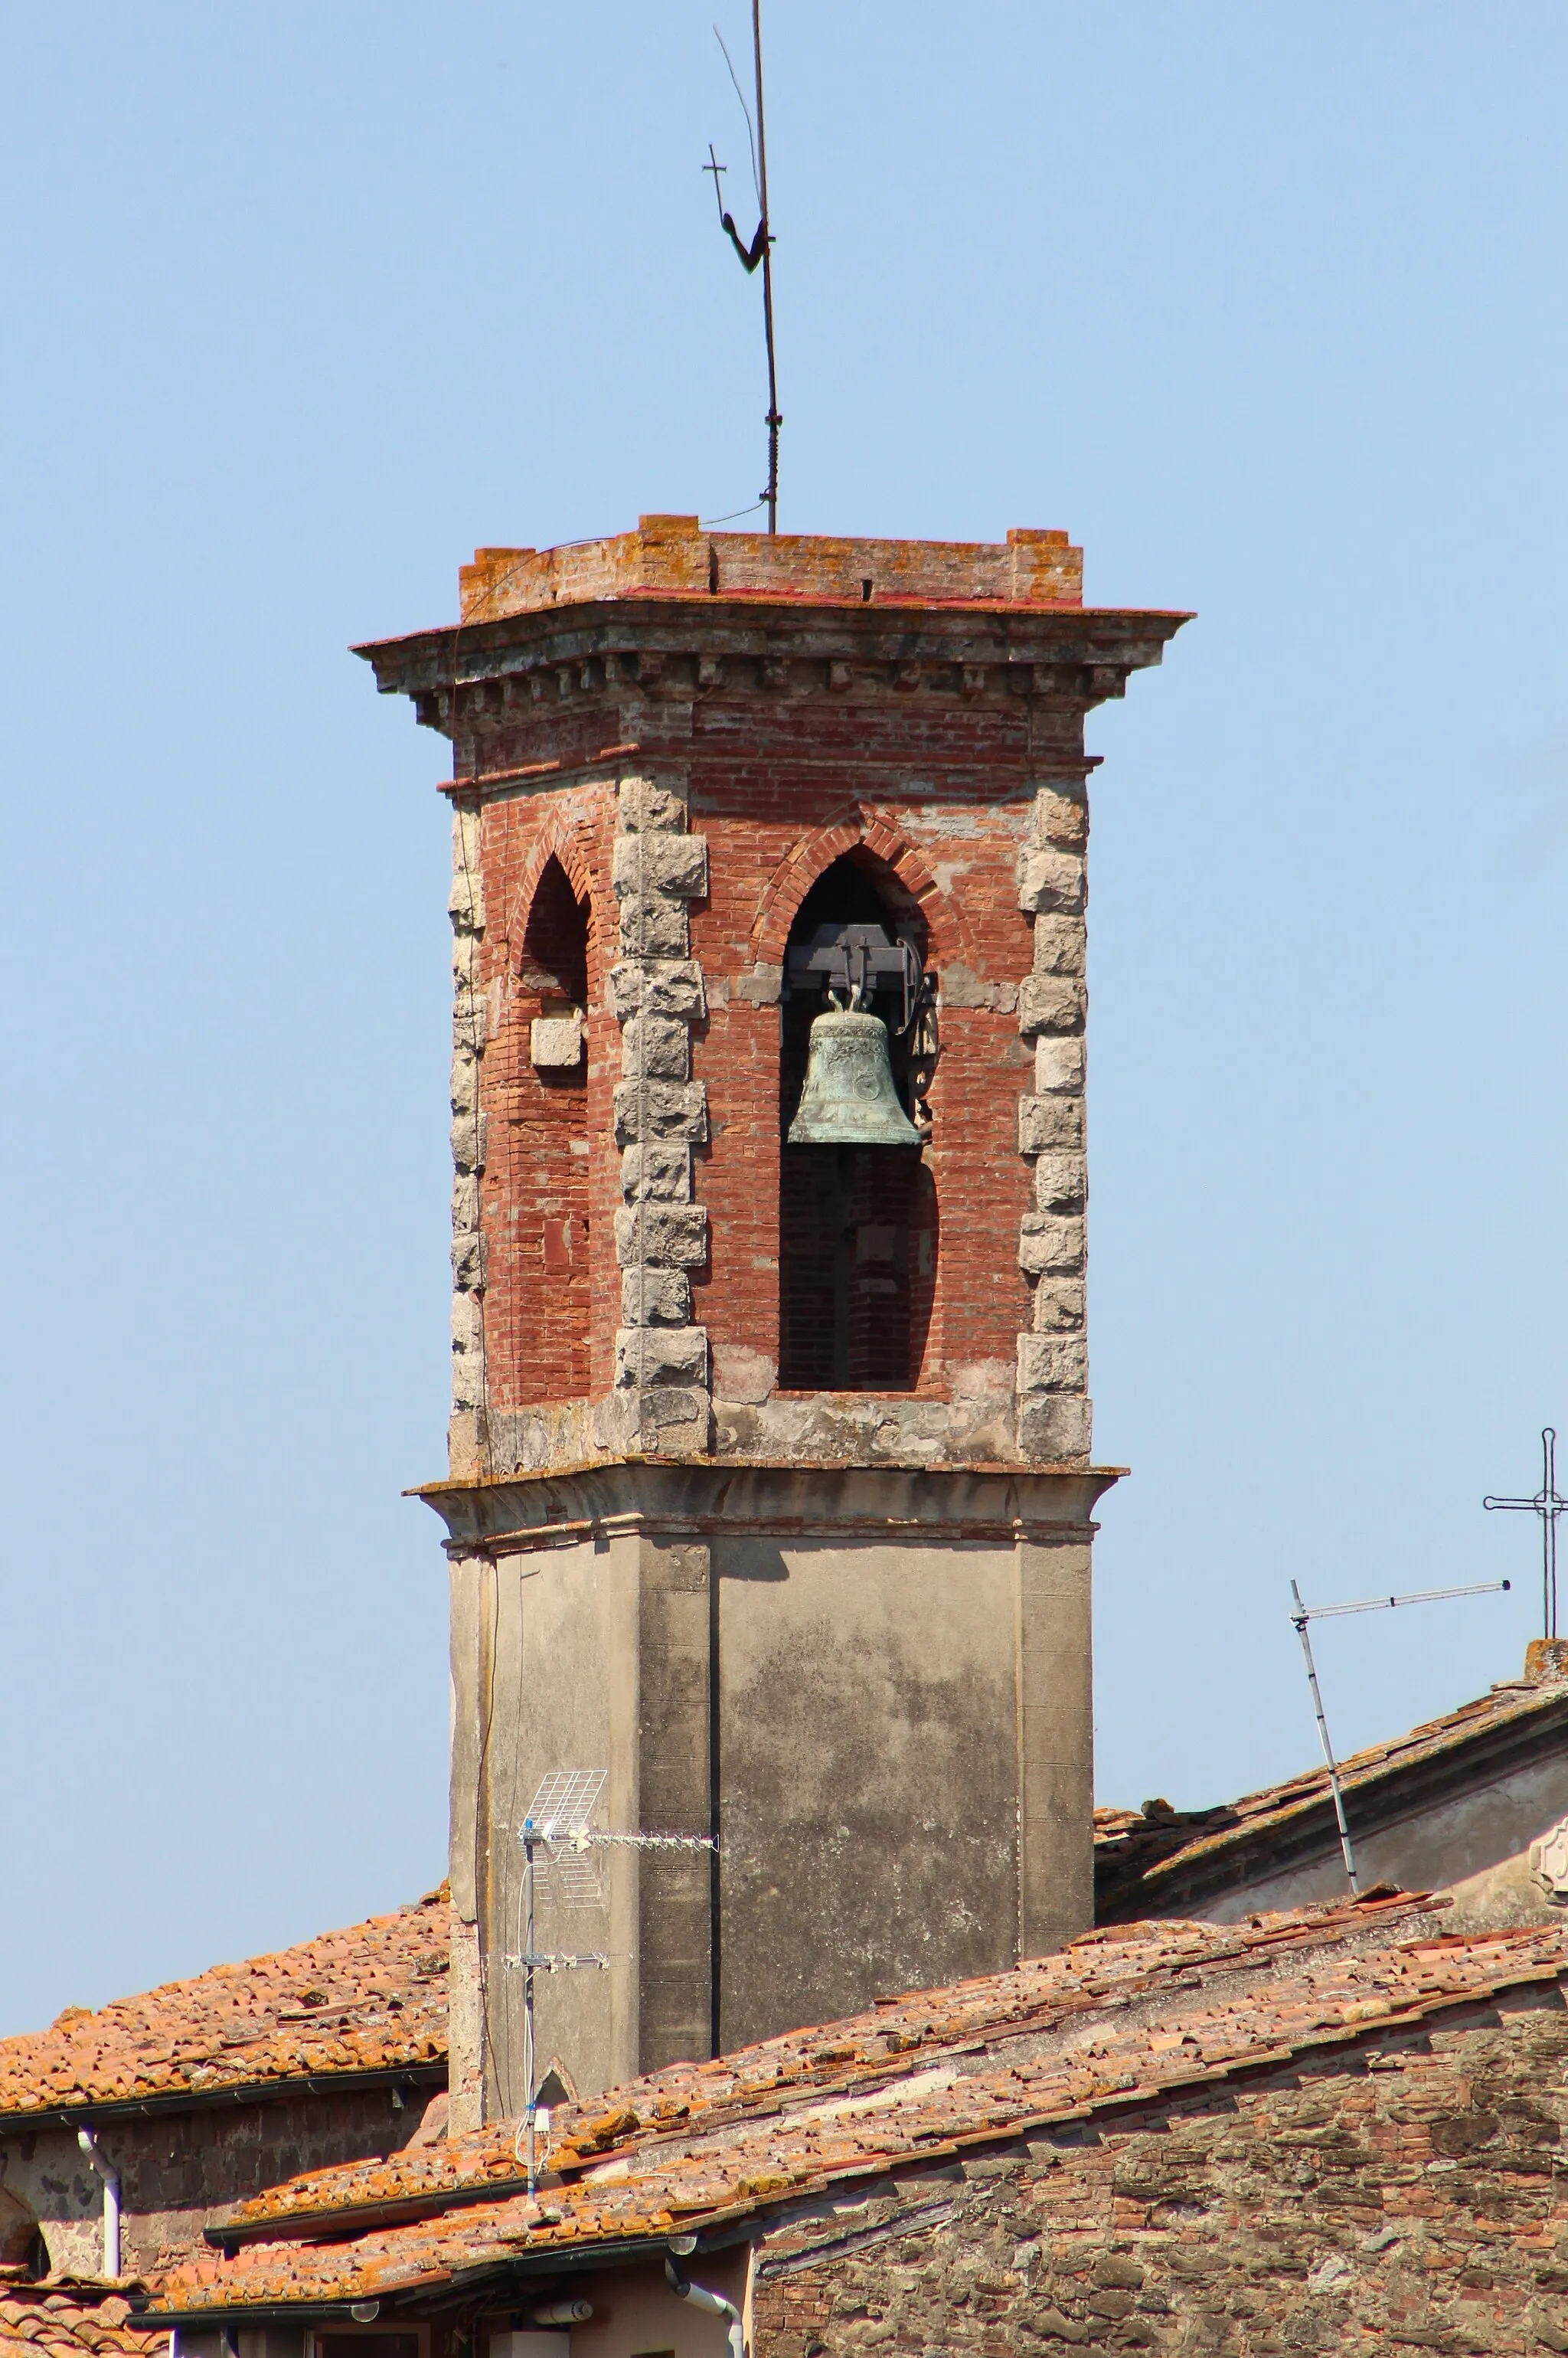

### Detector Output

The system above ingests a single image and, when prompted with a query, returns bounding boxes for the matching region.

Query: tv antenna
[704,2,780,532]
[1485,1426,1565,1640]
[505,1769,717,2194]
[1289,1575,1509,1895]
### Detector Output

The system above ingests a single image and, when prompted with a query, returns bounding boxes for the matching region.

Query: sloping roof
[0,1889,449,2124]
[1095,1670,1568,1920]
[0,2278,162,2358]
[139,1889,1568,2318]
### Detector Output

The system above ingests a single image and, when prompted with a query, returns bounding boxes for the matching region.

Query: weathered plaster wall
[434,1462,1104,2120]
[0,2085,429,2276]
[753,1980,1568,2357]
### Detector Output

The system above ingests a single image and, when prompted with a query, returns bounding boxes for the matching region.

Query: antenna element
[706,4,781,531]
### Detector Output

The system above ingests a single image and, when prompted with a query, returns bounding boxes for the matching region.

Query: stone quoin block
[1018,1094,1082,1156]
[1017,976,1087,1037]
[1029,912,1086,976]
[1017,1333,1089,1393]
[614,1202,709,1269]
[611,832,709,901]
[612,1079,708,1146]
[614,1324,710,1391]
[607,959,706,1023]
[1017,845,1086,914]
[1032,784,1089,847]
[619,1265,692,1326]
[619,1012,691,1082]
[616,775,688,832]
[449,1113,487,1172]
[1034,1035,1086,1094]
[1018,1213,1086,1275]
[1030,1153,1086,1210]
[1018,1390,1093,1461]
[1031,1278,1086,1333]
[617,893,690,958]
[619,1143,692,1202]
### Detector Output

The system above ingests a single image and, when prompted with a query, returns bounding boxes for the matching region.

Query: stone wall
[754,1980,1568,2355]
[0,2083,439,2277]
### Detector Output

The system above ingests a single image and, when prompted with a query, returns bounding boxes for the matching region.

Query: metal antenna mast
[507,1770,717,2198]
[1485,1427,1566,1640]
[705,3,781,531]
[1288,1574,1510,1895]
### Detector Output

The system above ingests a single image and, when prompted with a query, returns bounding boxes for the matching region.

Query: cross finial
[1485,1426,1566,1640]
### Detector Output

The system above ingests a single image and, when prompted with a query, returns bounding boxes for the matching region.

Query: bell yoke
[785,921,926,1148]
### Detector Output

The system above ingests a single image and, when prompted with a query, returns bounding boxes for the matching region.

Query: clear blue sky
[2,4,1564,2034]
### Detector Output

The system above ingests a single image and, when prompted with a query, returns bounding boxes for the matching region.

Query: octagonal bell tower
[357,517,1186,2126]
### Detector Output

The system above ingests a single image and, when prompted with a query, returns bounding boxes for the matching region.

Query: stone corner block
[1018,1095,1083,1156]
[1018,1212,1086,1277]
[615,1326,710,1391]
[608,960,706,1023]
[1017,1388,1093,1464]
[1017,1333,1089,1394]
[620,1141,692,1202]
[619,1265,692,1326]
[612,1079,709,1146]
[616,775,688,832]
[1018,976,1087,1038]
[613,1202,709,1269]
[612,833,709,901]
[1018,845,1085,915]
[620,1013,692,1083]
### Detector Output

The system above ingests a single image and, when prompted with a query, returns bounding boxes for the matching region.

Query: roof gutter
[0,2061,446,2137]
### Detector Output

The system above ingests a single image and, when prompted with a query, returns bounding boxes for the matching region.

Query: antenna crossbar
[1293,1578,1510,1623]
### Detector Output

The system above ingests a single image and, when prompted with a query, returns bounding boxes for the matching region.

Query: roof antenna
[704,4,780,534]
[1288,1574,1510,1895]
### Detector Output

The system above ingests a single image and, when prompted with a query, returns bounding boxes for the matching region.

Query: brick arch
[752,807,973,968]
[505,820,601,973]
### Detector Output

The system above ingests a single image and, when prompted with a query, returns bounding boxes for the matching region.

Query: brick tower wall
[361,518,1184,1480]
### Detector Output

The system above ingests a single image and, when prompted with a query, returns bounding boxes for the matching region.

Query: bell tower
[356,518,1185,2127]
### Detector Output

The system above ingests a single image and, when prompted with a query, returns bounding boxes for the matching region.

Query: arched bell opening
[513,855,593,1401]
[778,852,938,1392]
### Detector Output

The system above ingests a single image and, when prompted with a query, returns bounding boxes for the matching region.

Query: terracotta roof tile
[1094,1671,1568,1915]
[0,1890,449,2121]
[0,2278,162,2358]
[141,1888,1568,2317]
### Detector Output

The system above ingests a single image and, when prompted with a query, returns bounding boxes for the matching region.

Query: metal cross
[1485,1426,1566,1640]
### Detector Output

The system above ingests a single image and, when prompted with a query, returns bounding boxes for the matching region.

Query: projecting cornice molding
[353,599,1187,750]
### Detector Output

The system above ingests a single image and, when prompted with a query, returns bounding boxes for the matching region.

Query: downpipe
[665,2255,743,2358]
[77,2129,120,2280]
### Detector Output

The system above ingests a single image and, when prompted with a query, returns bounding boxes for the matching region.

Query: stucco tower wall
[432,1460,1109,2111]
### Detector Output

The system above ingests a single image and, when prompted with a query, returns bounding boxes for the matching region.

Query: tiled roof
[1095,1671,1568,1918]
[140,1889,1568,2317]
[0,2277,162,2358]
[0,1889,449,2122]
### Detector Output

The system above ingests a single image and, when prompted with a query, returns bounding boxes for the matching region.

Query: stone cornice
[353,597,1188,740]
[414,1457,1122,1549]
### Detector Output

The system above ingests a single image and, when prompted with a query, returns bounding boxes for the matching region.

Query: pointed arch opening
[513,855,592,1401]
[778,850,938,1392]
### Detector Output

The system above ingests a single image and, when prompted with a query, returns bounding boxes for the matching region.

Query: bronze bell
[787,1008,922,1146]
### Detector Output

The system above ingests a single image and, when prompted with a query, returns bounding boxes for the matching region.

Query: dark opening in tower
[515,856,591,1401]
[778,853,937,1392]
